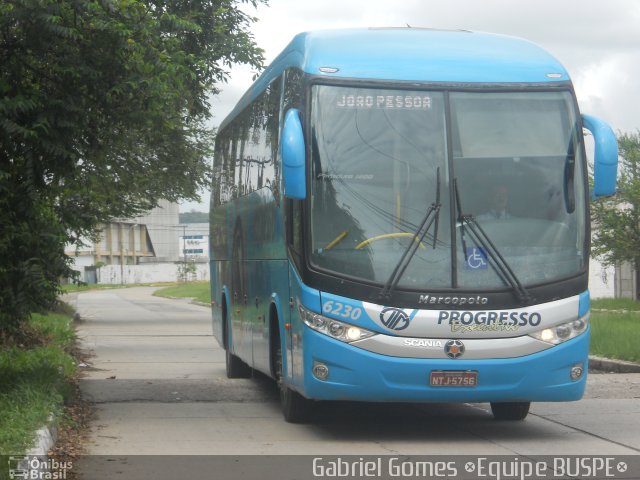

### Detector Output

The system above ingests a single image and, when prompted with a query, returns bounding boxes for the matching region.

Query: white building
[179,223,210,261]
[65,200,202,284]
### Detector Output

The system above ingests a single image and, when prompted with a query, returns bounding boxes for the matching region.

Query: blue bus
[209,28,618,422]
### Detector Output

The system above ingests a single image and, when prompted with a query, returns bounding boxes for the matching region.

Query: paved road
[67,287,640,477]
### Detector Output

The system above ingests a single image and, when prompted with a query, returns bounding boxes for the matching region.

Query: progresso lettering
[336,95,432,110]
[438,310,542,328]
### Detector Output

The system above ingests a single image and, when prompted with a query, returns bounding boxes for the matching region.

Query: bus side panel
[229,195,252,364]
[286,265,322,392]
[210,197,235,350]
[248,258,290,376]
[224,187,288,372]
[245,189,288,374]
[209,259,224,347]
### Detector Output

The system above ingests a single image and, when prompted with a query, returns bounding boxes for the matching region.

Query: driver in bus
[478,184,511,220]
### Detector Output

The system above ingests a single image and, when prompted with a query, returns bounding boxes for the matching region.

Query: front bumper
[299,326,589,403]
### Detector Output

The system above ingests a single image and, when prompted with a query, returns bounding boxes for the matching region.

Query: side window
[228,79,283,198]
[292,200,303,253]
[213,133,235,205]
[283,68,304,111]
[283,69,305,270]
[288,199,304,270]
[263,78,281,194]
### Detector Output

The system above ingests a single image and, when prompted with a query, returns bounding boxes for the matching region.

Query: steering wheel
[355,233,426,250]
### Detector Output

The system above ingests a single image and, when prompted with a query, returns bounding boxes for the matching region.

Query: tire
[490,401,530,421]
[274,338,312,423]
[280,384,312,423]
[225,315,251,379]
[225,346,251,379]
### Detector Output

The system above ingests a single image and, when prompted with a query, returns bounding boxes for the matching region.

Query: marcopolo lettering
[437,310,542,327]
[419,294,489,306]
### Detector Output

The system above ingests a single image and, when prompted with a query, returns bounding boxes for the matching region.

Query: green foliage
[591,297,640,311]
[0,311,76,454]
[591,131,640,270]
[0,0,265,331]
[590,311,640,363]
[0,172,73,331]
[179,210,209,223]
[176,260,198,282]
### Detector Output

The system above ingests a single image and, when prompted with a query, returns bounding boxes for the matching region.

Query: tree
[591,131,640,296]
[0,0,265,332]
[179,210,209,223]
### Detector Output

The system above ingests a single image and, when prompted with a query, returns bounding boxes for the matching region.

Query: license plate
[430,370,478,387]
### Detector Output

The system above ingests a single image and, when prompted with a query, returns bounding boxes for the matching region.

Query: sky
[180,0,640,211]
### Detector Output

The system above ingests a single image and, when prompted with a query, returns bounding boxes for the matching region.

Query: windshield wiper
[378,169,442,302]
[454,178,532,303]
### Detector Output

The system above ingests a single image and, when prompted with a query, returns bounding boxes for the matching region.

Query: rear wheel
[225,345,251,378]
[490,401,530,421]
[224,308,251,379]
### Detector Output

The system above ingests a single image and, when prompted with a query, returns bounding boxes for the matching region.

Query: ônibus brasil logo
[379,307,412,331]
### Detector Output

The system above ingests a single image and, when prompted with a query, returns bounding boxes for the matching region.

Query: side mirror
[281,109,306,199]
[582,114,618,198]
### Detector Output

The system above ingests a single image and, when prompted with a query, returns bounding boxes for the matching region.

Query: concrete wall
[95,262,209,285]
[589,257,615,299]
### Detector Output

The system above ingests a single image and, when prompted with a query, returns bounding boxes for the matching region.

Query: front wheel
[274,345,312,423]
[280,383,312,423]
[490,401,530,421]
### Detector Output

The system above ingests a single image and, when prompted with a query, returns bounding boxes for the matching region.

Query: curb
[12,416,58,478]
[26,414,57,457]
[589,355,640,373]
[190,299,211,308]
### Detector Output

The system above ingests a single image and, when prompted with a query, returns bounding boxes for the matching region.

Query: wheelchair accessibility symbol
[466,247,488,270]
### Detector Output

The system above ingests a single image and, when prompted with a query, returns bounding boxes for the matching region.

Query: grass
[153,281,211,304]
[591,297,640,311]
[0,308,77,455]
[590,311,640,363]
[590,298,640,363]
[60,282,175,293]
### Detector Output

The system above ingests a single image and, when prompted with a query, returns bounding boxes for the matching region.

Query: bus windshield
[309,85,586,291]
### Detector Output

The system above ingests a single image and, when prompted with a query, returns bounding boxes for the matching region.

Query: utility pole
[182,224,187,265]
[120,223,138,285]
[181,224,188,282]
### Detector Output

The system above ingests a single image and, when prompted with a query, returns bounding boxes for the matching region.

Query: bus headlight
[298,304,376,343]
[529,314,589,345]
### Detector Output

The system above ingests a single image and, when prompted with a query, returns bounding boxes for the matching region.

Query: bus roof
[219,28,570,129]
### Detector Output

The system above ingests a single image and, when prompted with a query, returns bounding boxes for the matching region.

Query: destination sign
[336,94,432,110]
